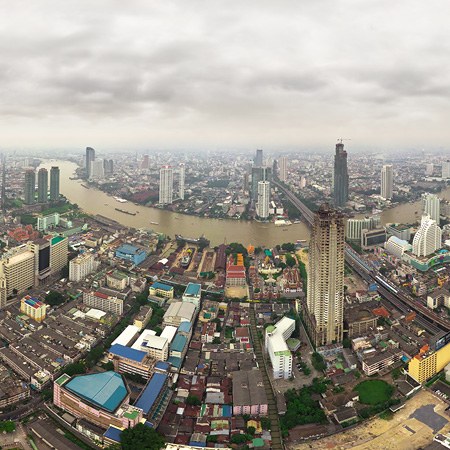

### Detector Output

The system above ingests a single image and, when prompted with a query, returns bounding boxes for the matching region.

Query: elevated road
[275,181,450,333]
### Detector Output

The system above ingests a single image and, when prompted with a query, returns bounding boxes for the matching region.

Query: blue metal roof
[65,371,127,413]
[104,426,123,442]
[151,282,173,292]
[116,243,141,254]
[134,373,167,415]
[109,344,147,363]
[168,356,182,368]
[178,321,192,333]
[184,282,201,296]
[171,334,187,353]
[155,361,170,371]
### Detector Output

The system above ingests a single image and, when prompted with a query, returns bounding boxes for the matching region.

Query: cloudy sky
[1,0,450,152]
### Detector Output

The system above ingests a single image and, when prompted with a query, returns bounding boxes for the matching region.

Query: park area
[354,380,394,405]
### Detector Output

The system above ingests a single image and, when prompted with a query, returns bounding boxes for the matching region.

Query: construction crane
[337,138,351,143]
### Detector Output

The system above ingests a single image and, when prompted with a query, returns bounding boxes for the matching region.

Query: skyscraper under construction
[333,142,348,207]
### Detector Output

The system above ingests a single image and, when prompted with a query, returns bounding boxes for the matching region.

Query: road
[275,180,450,334]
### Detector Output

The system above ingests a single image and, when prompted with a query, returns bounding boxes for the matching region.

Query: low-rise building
[182,283,202,309]
[362,349,402,376]
[106,270,130,290]
[163,301,196,328]
[115,244,147,265]
[108,344,156,379]
[132,330,169,361]
[409,341,450,383]
[83,291,124,315]
[149,282,174,299]
[232,369,268,416]
[133,305,153,330]
[20,295,47,323]
[427,288,450,310]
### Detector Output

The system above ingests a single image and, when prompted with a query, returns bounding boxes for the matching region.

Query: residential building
[53,371,142,430]
[362,349,402,376]
[346,216,380,241]
[256,181,270,219]
[49,166,60,201]
[149,282,174,299]
[385,223,411,241]
[182,282,202,309]
[412,215,442,257]
[37,168,48,203]
[0,246,35,297]
[133,305,153,330]
[278,156,287,182]
[83,291,124,315]
[422,193,440,223]
[115,244,147,265]
[20,295,47,323]
[442,160,450,179]
[90,159,104,180]
[232,370,268,416]
[251,166,271,201]
[69,253,97,282]
[305,204,345,347]
[106,271,130,290]
[381,164,393,200]
[179,163,185,200]
[23,169,35,205]
[50,235,68,275]
[265,316,295,379]
[85,147,95,179]
[159,166,173,205]
[333,142,349,207]
[427,289,450,310]
[408,342,450,383]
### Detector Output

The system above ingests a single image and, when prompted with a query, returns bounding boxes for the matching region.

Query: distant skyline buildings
[178,163,185,200]
[381,164,393,200]
[254,149,263,167]
[333,142,349,207]
[159,166,173,205]
[422,193,440,223]
[256,181,270,219]
[443,161,450,179]
[37,168,48,203]
[50,166,60,202]
[85,147,95,179]
[24,169,35,205]
[278,156,287,182]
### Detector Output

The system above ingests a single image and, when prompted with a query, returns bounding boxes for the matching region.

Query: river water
[39,160,450,247]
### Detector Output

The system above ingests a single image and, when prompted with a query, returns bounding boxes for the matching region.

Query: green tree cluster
[311,352,326,372]
[45,291,66,306]
[119,423,165,450]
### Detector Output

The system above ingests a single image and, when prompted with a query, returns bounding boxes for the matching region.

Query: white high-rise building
[256,181,270,219]
[265,316,295,379]
[381,164,393,200]
[346,216,380,241]
[179,163,185,200]
[278,157,287,182]
[422,193,440,223]
[442,160,450,179]
[159,166,173,205]
[90,159,104,180]
[412,215,442,257]
[69,253,98,282]
[305,204,344,347]
[425,163,434,176]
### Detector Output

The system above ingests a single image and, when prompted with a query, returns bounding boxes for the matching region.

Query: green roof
[123,410,139,420]
[266,325,275,333]
[51,235,65,245]
[252,438,265,447]
[55,374,70,386]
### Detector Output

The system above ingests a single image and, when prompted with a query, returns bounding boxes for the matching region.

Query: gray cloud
[0,0,450,150]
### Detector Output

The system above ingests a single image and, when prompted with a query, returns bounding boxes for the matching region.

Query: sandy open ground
[291,389,450,450]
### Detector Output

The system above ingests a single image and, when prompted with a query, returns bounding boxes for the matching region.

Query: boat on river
[115,208,136,216]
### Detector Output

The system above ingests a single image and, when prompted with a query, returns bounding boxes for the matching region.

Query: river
[39,160,450,247]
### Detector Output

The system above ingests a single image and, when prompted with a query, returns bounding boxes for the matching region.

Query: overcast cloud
[1,0,450,151]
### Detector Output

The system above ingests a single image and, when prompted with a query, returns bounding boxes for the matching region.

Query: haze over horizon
[1,1,450,152]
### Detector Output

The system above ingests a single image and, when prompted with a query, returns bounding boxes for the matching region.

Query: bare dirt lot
[290,389,450,450]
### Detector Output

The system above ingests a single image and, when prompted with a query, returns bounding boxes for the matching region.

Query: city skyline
[1,2,450,150]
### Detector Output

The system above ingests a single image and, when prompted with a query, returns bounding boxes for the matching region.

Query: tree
[63,362,86,376]
[186,394,201,406]
[231,434,248,444]
[120,423,165,450]
[247,426,256,436]
[342,337,352,349]
[45,291,65,306]
[281,243,296,252]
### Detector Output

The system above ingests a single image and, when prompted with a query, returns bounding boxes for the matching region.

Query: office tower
[159,166,173,205]
[333,142,349,207]
[442,160,450,179]
[90,160,104,180]
[37,168,48,203]
[28,239,51,285]
[23,169,35,205]
[412,215,442,257]
[305,203,345,347]
[425,163,434,176]
[254,149,263,166]
[381,164,393,200]
[279,156,287,182]
[179,163,185,200]
[50,166,60,202]
[0,246,35,297]
[422,193,440,223]
[256,181,270,219]
[85,147,95,178]
[251,166,271,201]
[141,155,149,169]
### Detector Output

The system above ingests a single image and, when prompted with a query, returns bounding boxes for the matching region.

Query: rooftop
[171,334,188,353]
[51,235,65,245]
[184,282,202,297]
[134,373,168,414]
[64,371,128,413]
[116,244,145,255]
[109,344,147,363]
[151,282,174,292]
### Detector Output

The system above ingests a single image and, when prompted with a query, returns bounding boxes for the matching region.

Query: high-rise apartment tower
[159,166,173,205]
[50,166,60,202]
[37,168,48,203]
[381,164,393,200]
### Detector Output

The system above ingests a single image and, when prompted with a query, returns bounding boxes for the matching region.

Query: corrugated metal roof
[65,371,127,413]
[171,334,187,353]
[134,373,167,414]
[109,343,147,362]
